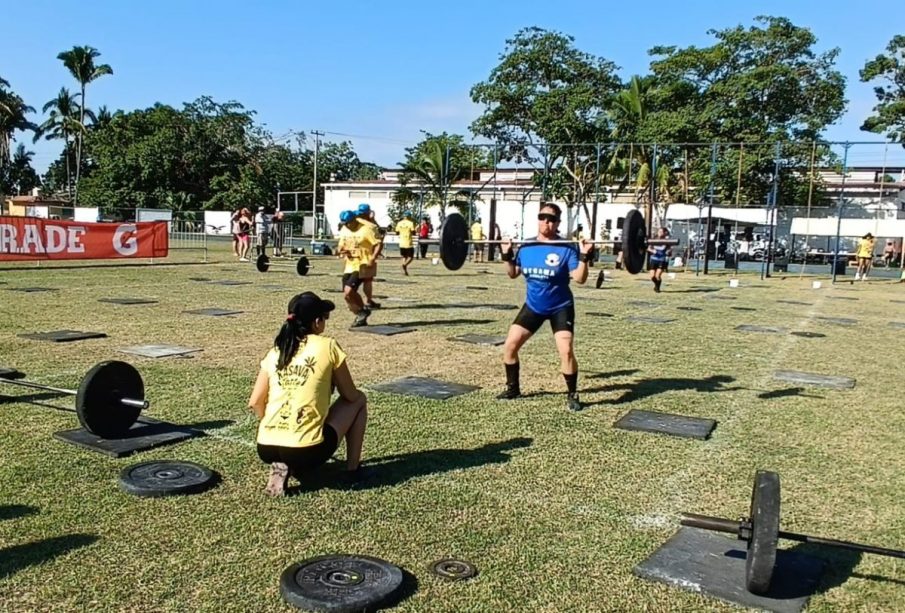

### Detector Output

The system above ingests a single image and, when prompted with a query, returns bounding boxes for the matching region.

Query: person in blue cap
[337,209,379,327]
[395,210,416,275]
[355,203,383,309]
[497,202,593,412]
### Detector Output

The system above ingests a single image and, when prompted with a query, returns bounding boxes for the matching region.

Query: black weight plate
[621,209,647,275]
[280,554,403,612]
[595,270,605,289]
[296,256,310,276]
[440,213,469,271]
[76,361,144,438]
[746,470,781,595]
[256,254,271,272]
[430,558,477,581]
[119,460,216,498]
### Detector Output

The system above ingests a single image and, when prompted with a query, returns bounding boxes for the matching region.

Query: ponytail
[274,319,309,371]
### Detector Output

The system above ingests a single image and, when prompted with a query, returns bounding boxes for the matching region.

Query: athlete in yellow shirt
[855,232,875,281]
[248,291,369,496]
[355,203,384,309]
[471,218,486,263]
[395,211,416,275]
[337,210,379,327]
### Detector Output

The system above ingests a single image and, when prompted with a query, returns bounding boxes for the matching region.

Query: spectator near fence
[271,210,287,257]
[417,216,433,259]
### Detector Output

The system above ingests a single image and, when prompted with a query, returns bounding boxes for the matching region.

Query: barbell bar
[0,361,149,439]
[256,254,312,276]
[438,209,678,274]
[680,470,905,595]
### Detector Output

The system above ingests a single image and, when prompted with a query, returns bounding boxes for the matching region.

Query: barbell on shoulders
[437,209,679,274]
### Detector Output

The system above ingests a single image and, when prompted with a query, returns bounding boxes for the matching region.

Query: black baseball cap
[289,291,335,323]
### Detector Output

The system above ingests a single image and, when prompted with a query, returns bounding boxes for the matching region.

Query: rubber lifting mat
[119,460,218,497]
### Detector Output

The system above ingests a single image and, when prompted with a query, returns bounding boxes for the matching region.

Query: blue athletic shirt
[650,245,669,262]
[515,239,580,315]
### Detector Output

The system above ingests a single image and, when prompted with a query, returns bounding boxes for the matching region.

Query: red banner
[0,216,169,261]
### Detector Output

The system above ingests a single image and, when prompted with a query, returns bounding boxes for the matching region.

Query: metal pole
[311,130,323,240]
[832,142,851,284]
[592,143,602,241]
[703,143,717,275]
[762,142,781,280]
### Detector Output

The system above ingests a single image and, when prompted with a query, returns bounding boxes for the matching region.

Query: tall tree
[34,87,85,200]
[0,76,36,166]
[394,132,490,222]
[470,27,622,225]
[860,34,905,144]
[57,45,113,204]
[648,16,846,207]
[2,143,41,195]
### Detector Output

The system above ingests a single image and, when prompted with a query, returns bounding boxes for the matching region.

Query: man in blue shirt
[498,202,593,411]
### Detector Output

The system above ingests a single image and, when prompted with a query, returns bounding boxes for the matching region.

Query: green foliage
[469,27,622,225]
[860,34,905,144]
[0,143,41,195]
[394,131,486,222]
[0,76,36,168]
[647,16,846,207]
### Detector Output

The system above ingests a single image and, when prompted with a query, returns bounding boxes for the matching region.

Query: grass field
[1,245,904,612]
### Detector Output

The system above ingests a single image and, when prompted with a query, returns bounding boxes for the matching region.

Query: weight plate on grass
[119,460,216,498]
[256,254,271,272]
[430,558,477,581]
[745,470,781,595]
[76,360,144,438]
[621,209,647,275]
[280,554,403,612]
[297,256,310,276]
[439,213,469,271]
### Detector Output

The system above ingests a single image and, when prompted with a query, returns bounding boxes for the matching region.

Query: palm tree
[0,76,36,166]
[397,140,470,223]
[34,87,84,200]
[57,45,113,203]
[9,143,41,195]
[607,75,676,226]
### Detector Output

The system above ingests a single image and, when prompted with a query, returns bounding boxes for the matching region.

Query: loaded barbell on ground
[256,254,312,276]
[0,361,149,439]
[680,470,905,595]
[437,209,679,274]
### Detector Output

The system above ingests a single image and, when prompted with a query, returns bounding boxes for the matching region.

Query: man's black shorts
[399,247,415,258]
[342,272,362,290]
[513,303,575,334]
[649,258,668,271]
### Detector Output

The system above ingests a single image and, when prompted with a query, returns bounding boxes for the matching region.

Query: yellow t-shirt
[857,238,875,258]
[338,223,379,273]
[471,222,484,241]
[395,219,415,249]
[256,335,347,448]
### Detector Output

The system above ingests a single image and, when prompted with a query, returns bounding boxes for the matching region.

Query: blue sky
[4,0,903,172]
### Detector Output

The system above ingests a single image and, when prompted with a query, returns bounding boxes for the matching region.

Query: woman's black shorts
[512,303,575,334]
[257,425,339,473]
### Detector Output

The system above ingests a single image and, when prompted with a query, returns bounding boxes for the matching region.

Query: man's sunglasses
[537,213,560,223]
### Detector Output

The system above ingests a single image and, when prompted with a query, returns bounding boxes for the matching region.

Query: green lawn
[1,247,903,612]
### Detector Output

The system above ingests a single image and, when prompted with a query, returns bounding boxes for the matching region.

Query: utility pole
[311,130,324,238]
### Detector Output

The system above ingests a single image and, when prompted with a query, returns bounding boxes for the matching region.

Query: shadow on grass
[289,437,532,494]
[0,534,98,580]
[667,288,721,293]
[0,504,39,521]
[756,387,823,400]
[379,303,517,311]
[789,542,863,597]
[381,568,419,610]
[186,419,236,431]
[0,391,73,411]
[391,318,495,328]
[585,375,739,405]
